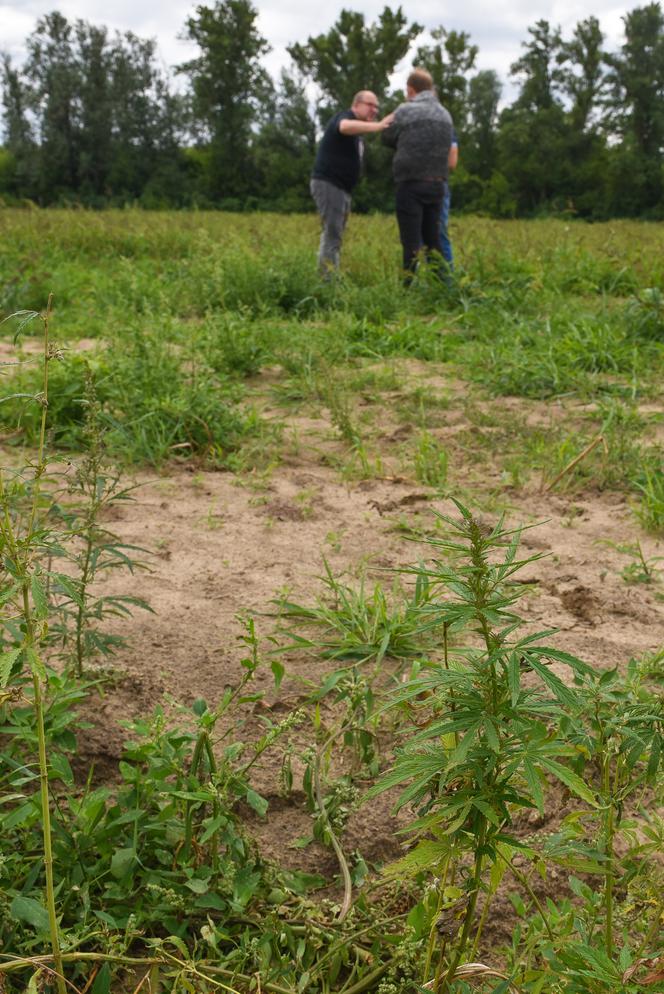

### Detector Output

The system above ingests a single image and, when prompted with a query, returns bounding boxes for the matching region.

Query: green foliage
[2,333,268,466]
[178,0,272,200]
[288,7,422,114]
[369,499,664,990]
[413,430,449,488]
[273,559,438,665]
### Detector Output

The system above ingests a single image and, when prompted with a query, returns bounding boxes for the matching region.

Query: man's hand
[378,111,395,129]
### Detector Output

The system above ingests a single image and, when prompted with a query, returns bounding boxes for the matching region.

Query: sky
[2,0,632,99]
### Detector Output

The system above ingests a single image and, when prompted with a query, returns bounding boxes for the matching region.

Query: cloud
[1,0,632,92]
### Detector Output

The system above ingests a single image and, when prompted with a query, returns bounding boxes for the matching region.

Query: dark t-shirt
[312,110,362,193]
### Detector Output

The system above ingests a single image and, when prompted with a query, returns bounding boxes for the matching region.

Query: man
[311,91,393,274]
[382,68,453,279]
[439,129,458,268]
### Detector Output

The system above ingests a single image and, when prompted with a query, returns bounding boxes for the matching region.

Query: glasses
[359,100,379,110]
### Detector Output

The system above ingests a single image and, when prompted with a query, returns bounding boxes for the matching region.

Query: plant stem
[440,818,487,992]
[75,532,94,678]
[603,752,618,960]
[32,667,66,994]
[423,857,450,984]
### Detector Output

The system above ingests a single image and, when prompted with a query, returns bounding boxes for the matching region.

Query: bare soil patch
[73,361,664,876]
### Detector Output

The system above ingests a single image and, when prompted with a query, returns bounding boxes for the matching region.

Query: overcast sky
[2,0,632,98]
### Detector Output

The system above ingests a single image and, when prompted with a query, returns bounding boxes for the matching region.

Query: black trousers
[395,179,445,274]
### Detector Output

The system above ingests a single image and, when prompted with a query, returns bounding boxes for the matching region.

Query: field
[1,209,663,994]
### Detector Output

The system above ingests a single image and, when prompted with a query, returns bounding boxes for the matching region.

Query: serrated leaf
[26,647,46,682]
[30,576,48,619]
[0,646,22,687]
[382,839,451,878]
[524,758,545,815]
[482,718,500,753]
[540,758,598,807]
[526,656,579,709]
[50,573,84,608]
[508,653,520,706]
[0,583,20,608]
[447,722,481,766]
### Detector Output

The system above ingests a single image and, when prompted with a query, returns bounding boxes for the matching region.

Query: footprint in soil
[560,584,600,625]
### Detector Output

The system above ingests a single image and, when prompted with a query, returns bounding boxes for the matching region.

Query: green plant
[52,369,153,675]
[635,462,664,534]
[273,559,438,666]
[369,500,600,991]
[0,299,67,994]
[602,540,663,585]
[413,431,449,488]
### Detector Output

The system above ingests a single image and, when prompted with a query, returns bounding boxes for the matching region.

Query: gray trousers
[310,178,351,272]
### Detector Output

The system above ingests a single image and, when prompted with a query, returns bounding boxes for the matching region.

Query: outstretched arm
[339,112,394,136]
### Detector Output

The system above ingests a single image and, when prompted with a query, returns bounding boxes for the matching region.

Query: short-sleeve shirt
[312,110,362,193]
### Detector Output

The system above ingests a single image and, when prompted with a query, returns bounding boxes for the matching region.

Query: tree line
[2,1,664,217]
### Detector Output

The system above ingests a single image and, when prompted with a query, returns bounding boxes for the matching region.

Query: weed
[273,559,438,666]
[634,462,664,534]
[52,370,153,675]
[602,540,663,585]
[413,431,449,489]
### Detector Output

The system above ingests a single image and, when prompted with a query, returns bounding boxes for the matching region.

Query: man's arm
[448,143,459,170]
[339,113,394,136]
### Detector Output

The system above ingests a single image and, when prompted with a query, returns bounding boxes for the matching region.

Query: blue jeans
[439,183,453,267]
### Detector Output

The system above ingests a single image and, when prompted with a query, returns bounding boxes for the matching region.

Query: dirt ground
[67,358,664,886]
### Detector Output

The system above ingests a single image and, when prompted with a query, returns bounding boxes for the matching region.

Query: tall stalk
[1,297,67,994]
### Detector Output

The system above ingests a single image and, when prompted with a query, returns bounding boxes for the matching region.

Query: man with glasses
[311,91,393,276]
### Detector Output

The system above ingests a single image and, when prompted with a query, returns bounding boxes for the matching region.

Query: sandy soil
[64,359,664,884]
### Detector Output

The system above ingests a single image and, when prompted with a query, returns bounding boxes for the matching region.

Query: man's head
[351,90,380,121]
[406,68,433,100]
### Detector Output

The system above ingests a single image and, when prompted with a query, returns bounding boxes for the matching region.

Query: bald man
[311,91,393,275]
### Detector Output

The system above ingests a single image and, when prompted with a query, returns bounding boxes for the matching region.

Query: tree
[557,15,606,133]
[1,55,36,195]
[254,69,317,209]
[415,27,478,130]
[498,20,572,212]
[604,2,664,211]
[511,19,563,112]
[464,69,501,179]
[288,7,422,116]
[75,22,113,197]
[23,11,82,199]
[178,0,273,200]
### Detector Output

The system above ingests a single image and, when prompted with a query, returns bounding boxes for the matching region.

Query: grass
[1,210,664,990]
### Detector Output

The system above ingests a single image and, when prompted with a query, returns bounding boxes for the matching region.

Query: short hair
[351,90,376,107]
[407,68,434,93]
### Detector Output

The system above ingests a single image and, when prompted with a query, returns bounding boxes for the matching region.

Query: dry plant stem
[468,890,492,962]
[422,855,451,984]
[635,896,664,958]
[543,434,605,492]
[313,726,353,920]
